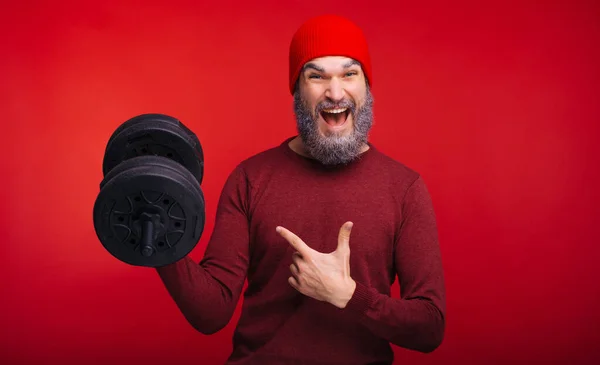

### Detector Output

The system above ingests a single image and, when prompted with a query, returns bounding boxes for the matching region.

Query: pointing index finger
[276,226,312,257]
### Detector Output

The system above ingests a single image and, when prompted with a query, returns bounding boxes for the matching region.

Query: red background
[1,0,599,364]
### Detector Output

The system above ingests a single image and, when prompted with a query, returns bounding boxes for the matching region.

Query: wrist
[332,278,356,309]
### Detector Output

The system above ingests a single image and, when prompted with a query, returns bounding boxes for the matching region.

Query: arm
[344,175,446,353]
[155,166,251,335]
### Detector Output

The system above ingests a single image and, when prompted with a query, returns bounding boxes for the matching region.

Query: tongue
[322,111,346,126]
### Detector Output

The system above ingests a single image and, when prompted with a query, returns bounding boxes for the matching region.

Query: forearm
[155,165,251,334]
[156,255,246,334]
[345,281,445,353]
[345,174,446,352]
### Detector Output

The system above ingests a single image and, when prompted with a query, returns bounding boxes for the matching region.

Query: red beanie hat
[289,14,373,95]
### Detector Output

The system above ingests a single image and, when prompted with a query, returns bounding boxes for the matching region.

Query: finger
[288,276,300,290]
[290,263,300,278]
[292,251,304,266]
[291,255,306,275]
[276,226,313,257]
[337,221,354,253]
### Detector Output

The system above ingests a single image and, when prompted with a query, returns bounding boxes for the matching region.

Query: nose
[324,77,345,102]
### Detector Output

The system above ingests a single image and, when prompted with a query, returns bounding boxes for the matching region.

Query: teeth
[322,108,347,114]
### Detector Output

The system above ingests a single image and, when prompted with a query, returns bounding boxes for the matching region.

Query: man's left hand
[275,222,357,309]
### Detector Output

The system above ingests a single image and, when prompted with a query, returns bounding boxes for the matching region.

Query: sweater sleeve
[344,175,446,353]
[155,165,251,335]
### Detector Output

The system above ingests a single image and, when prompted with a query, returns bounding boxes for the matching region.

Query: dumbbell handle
[141,219,155,257]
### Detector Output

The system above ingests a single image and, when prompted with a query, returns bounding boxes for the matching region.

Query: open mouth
[320,107,350,127]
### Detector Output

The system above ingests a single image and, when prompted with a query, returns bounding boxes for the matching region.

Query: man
[157,14,446,365]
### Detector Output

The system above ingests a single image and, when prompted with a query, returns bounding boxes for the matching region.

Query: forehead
[303,56,361,71]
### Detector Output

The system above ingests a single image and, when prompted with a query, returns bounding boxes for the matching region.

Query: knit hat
[288,14,373,95]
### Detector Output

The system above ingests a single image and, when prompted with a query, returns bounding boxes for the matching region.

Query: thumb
[336,221,354,254]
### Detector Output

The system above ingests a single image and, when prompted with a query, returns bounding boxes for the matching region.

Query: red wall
[1,1,599,364]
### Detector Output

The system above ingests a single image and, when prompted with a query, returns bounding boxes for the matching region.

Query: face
[293,56,374,166]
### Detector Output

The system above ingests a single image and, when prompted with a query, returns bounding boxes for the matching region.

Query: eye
[308,74,322,79]
[344,71,358,77]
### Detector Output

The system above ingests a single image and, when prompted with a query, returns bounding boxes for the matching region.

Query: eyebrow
[302,59,362,73]
[302,63,325,72]
[343,59,361,68]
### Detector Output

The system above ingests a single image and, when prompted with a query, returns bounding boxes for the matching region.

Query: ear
[294,78,300,94]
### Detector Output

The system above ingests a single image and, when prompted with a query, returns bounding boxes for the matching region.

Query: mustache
[316,99,356,115]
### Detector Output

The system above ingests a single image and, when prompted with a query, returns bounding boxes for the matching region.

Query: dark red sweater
[156,137,446,365]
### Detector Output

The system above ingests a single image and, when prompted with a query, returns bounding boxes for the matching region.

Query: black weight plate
[104,113,203,170]
[100,154,200,193]
[93,157,205,267]
[99,155,205,239]
[93,161,205,267]
[100,155,205,222]
[101,154,204,236]
[102,114,204,185]
[102,114,203,183]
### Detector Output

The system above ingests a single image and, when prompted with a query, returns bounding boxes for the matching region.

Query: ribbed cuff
[344,280,375,315]
[155,256,191,280]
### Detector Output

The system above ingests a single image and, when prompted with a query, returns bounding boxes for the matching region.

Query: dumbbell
[92,113,206,267]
